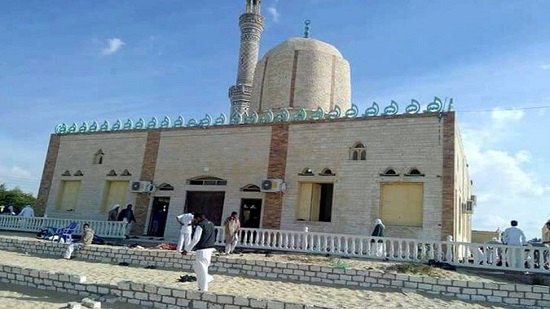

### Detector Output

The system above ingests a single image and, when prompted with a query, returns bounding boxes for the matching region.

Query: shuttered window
[380,183,423,227]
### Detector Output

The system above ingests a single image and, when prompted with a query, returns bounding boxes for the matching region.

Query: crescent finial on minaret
[304,20,311,38]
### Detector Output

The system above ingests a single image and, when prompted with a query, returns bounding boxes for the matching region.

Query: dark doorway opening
[147,197,170,237]
[185,191,225,226]
[240,198,262,228]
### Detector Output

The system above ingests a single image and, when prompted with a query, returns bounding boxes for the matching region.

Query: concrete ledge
[0,264,331,309]
[1,236,549,309]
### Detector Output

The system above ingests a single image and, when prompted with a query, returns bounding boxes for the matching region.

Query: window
[380,168,399,176]
[298,167,314,176]
[241,184,261,192]
[93,149,104,164]
[380,183,423,227]
[188,176,227,186]
[296,182,333,222]
[405,168,424,177]
[350,142,366,161]
[157,183,175,191]
[319,168,335,176]
[101,181,129,213]
[56,180,82,211]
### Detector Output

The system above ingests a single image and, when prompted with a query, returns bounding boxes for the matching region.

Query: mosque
[35,0,473,242]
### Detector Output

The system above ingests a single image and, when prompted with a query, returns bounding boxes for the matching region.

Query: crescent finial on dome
[304,20,311,38]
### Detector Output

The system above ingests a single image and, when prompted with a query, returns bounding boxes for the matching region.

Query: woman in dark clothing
[371,218,386,257]
[371,218,385,237]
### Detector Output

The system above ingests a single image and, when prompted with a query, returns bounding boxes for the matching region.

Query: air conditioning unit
[470,195,477,206]
[260,179,285,193]
[465,200,474,212]
[131,181,155,193]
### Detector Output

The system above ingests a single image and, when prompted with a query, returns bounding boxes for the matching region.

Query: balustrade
[1,217,548,273]
[214,226,550,274]
[0,216,126,238]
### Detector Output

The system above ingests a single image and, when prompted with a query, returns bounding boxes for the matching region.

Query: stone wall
[282,115,445,239]
[0,264,328,309]
[44,112,465,241]
[45,131,149,221]
[1,236,548,309]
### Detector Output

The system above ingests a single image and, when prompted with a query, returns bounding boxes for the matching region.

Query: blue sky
[1,0,549,239]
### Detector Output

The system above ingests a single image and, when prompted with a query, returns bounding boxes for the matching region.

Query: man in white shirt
[182,213,216,292]
[18,205,35,217]
[176,212,194,252]
[502,220,527,268]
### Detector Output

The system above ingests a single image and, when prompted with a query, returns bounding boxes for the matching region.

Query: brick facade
[441,113,456,240]
[134,130,161,234]
[262,123,289,228]
[35,134,60,216]
[41,113,470,241]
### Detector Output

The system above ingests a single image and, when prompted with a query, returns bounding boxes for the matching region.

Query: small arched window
[188,176,227,186]
[319,168,335,176]
[380,168,399,176]
[298,167,314,176]
[241,184,261,192]
[93,149,104,165]
[350,142,366,161]
[157,183,175,191]
[405,168,425,177]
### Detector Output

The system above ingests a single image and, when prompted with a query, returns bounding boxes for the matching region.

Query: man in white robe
[176,212,194,252]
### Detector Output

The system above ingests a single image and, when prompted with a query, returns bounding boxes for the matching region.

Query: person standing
[502,220,527,268]
[176,212,194,252]
[18,205,35,217]
[370,218,386,257]
[543,220,550,244]
[107,204,120,221]
[182,213,216,292]
[117,204,136,237]
[63,223,94,259]
[223,211,241,254]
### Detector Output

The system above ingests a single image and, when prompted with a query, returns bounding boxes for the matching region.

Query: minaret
[229,0,265,118]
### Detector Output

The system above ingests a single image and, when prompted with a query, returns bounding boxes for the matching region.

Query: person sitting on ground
[63,223,94,259]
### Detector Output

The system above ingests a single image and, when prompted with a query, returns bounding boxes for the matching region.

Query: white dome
[264,37,343,58]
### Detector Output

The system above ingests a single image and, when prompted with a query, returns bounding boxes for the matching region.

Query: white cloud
[101,38,125,56]
[0,166,35,180]
[461,107,550,238]
[490,108,524,122]
[540,64,550,70]
[267,0,280,23]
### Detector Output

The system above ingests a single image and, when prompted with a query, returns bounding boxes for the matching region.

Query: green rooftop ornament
[304,20,311,38]
[53,96,455,134]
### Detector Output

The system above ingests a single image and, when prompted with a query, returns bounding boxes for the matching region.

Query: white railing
[0,216,127,239]
[214,227,550,274]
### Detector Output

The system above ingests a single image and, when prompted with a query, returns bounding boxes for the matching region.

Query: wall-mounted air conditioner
[131,181,155,193]
[260,179,285,193]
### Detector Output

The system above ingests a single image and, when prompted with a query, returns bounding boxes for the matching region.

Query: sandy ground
[0,249,513,309]
[0,283,135,309]
[216,251,511,283]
